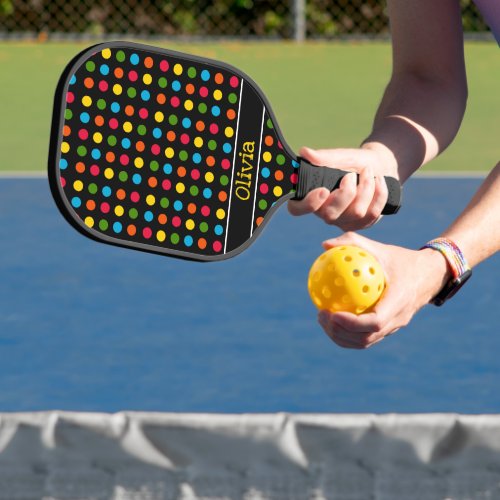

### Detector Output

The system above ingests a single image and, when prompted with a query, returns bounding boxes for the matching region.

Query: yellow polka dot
[61,142,70,154]
[205,172,214,183]
[93,132,103,144]
[114,205,124,217]
[165,147,174,159]
[146,194,155,206]
[224,127,234,138]
[81,95,92,107]
[194,137,203,148]
[104,168,114,179]
[123,121,133,133]
[101,48,111,59]
[263,151,272,163]
[113,84,122,95]
[185,219,195,231]
[184,99,194,111]
[176,182,185,194]
[134,157,144,168]
[73,180,84,192]
[273,186,283,197]
[216,208,226,220]
[84,216,94,228]
[155,111,164,122]
[174,63,183,75]
[143,73,152,85]
[213,89,223,101]
[157,230,166,243]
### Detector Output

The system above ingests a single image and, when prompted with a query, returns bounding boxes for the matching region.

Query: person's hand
[288,145,398,231]
[316,232,451,349]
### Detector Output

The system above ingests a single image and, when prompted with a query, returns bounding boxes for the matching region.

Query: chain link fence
[0,0,490,39]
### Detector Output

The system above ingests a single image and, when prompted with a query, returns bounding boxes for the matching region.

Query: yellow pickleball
[308,245,385,314]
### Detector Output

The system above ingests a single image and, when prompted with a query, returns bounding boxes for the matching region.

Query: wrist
[418,248,453,303]
[361,141,399,178]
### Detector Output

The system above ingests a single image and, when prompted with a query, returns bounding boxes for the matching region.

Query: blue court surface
[0,176,498,413]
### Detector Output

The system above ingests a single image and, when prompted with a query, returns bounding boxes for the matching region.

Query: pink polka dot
[120,154,129,166]
[90,165,100,176]
[109,118,119,129]
[230,76,239,88]
[180,134,190,145]
[130,191,140,203]
[213,241,223,253]
[199,87,209,98]
[60,177,66,188]
[99,80,108,92]
[160,60,169,72]
[66,92,74,104]
[290,173,299,185]
[78,129,89,140]
[151,144,160,155]
[191,169,200,181]
[278,141,283,150]
[143,227,153,239]
[128,70,138,82]
[201,205,210,217]
[100,202,110,214]
[260,183,269,195]
[209,123,219,134]
[171,96,180,108]
[162,179,171,190]
[221,159,231,170]
[139,108,148,119]
[172,216,181,228]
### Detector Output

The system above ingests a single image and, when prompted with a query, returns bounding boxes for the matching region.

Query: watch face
[432,269,472,306]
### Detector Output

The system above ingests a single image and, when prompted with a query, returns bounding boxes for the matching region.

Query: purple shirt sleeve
[473,0,500,45]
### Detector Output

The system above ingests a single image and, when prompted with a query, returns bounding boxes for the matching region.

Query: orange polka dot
[177,166,186,177]
[265,135,274,147]
[227,109,236,120]
[157,93,166,105]
[125,105,134,116]
[206,156,215,167]
[136,141,145,152]
[144,56,153,68]
[256,217,264,226]
[196,120,205,132]
[63,125,71,136]
[84,77,94,89]
[114,67,124,78]
[218,191,228,202]
[275,170,284,181]
[167,131,176,142]
[95,115,104,126]
[148,176,158,188]
[186,83,195,95]
[215,72,224,84]
[127,225,137,236]
[116,189,126,200]
[187,203,197,214]
[198,238,207,250]
[158,213,167,225]
[105,151,115,163]
[86,200,96,210]
[75,162,85,173]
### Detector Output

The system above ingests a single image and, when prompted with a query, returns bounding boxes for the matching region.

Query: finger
[363,175,389,223]
[343,164,376,220]
[299,146,367,171]
[322,231,371,251]
[288,187,330,216]
[319,311,373,349]
[315,172,358,224]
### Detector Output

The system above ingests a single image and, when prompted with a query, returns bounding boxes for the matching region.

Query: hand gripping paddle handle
[294,158,402,215]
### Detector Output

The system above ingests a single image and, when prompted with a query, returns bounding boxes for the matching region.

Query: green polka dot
[259,199,268,210]
[107,135,117,146]
[137,124,147,136]
[208,140,217,151]
[129,208,138,219]
[98,219,109,231]
[116,50,126,62]
[97,99,106,110]
[169,114,178,126]
[277,154,286,166]
[188,67,197,78]
[127,87,137,98]
[85,60,96,72]
[150,160,159,172]
[267,118,274,129]
[199,222,209,233]
[77,145,87,157]
[220,175,229,186]
[118,171,128,182]
[171,233,180,244]
[190,185,199,196]
[160,197,169,208]
[158,77,168,88]
[179,150,188,161]
[198,103,207,114]
[88,183,98,194]
[228,93,238,104]
[64,109,73,120]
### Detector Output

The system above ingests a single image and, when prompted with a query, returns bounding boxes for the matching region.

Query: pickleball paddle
[48,41,401,261]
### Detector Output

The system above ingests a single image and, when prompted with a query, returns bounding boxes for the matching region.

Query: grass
[0,40,497,172]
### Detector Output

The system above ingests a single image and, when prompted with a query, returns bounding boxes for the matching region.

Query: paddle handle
[293,158,402,215]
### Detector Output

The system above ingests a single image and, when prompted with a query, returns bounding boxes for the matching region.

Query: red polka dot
[180,134,190,145]
[260,184,269,194]
[78,129,89,140]
[172,216,181,228]
[60,177,66,188]
[213,241,223,253]
[230,76,239,88]
[151,144,160,155]
[90,165,100,176]
[201,205,210,217]
[162,179,171,190]
[128,70,138,82]
[209,123,219,134]
[109,118,119,129]
[98,80,108,92]
[191,169,200,181]
[143,227,152,239]
[139,108,148,119]
[221,159,231,170]
[120,154,129,166]
[66,92,74,104]
[199,87,209,98]
[290,173,299,185]
[100,202,110,214]
[171,96,180,107]
[160,60,169,72]
[130,191,140,203]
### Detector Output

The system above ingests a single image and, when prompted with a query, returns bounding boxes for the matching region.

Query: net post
[292,0,306,42]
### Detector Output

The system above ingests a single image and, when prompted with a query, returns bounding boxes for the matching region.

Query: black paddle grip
[294,158,402,215]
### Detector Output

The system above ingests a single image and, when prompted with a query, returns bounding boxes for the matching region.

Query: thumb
[299,147,365,170]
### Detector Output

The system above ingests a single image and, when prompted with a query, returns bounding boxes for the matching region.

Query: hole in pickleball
[359,251,367,257]
[322,286,332,299]
[362,285,369,293]
[369,267,376,275]
[313,271,321,282]
[334,277,344,287]
[378,284,383,291]
[344,256,352,262]
[352,269,360,277]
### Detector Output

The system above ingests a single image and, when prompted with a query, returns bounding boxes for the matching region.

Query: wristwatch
[421,238,472,306]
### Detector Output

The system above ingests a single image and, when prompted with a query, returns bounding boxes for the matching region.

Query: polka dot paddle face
[49,41,401,261]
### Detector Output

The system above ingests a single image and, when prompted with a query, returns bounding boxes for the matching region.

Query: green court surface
[0,41,497,173]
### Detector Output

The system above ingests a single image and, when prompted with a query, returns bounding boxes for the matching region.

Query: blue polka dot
[141,90,150,101]
[111,102,120,113]
[203,188,212,199]
[80,112,90,124]
[71,197,81,208]
[214,225,224,236]
[132,173,142,184]
[201,69,210,81]
[121,138,131,149]
[144,211,154,222]
[172,80,181,92]
[59,158,68,170]
[69,74,76,85]
[113,222,123,233]
[292,159,300,169]
[261,168,270,178]
[91,149,101,160]
[184,235,194,247]
[182,117,191,129]
[211,106,221,117]
[192,153,202,164]
[102,186,112,197]
[173,200,183,211]
[130,53,139,65]
[223,143,232,154]
[100,64,109,75]
[153,127,162,139]
[163,163,172,175]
